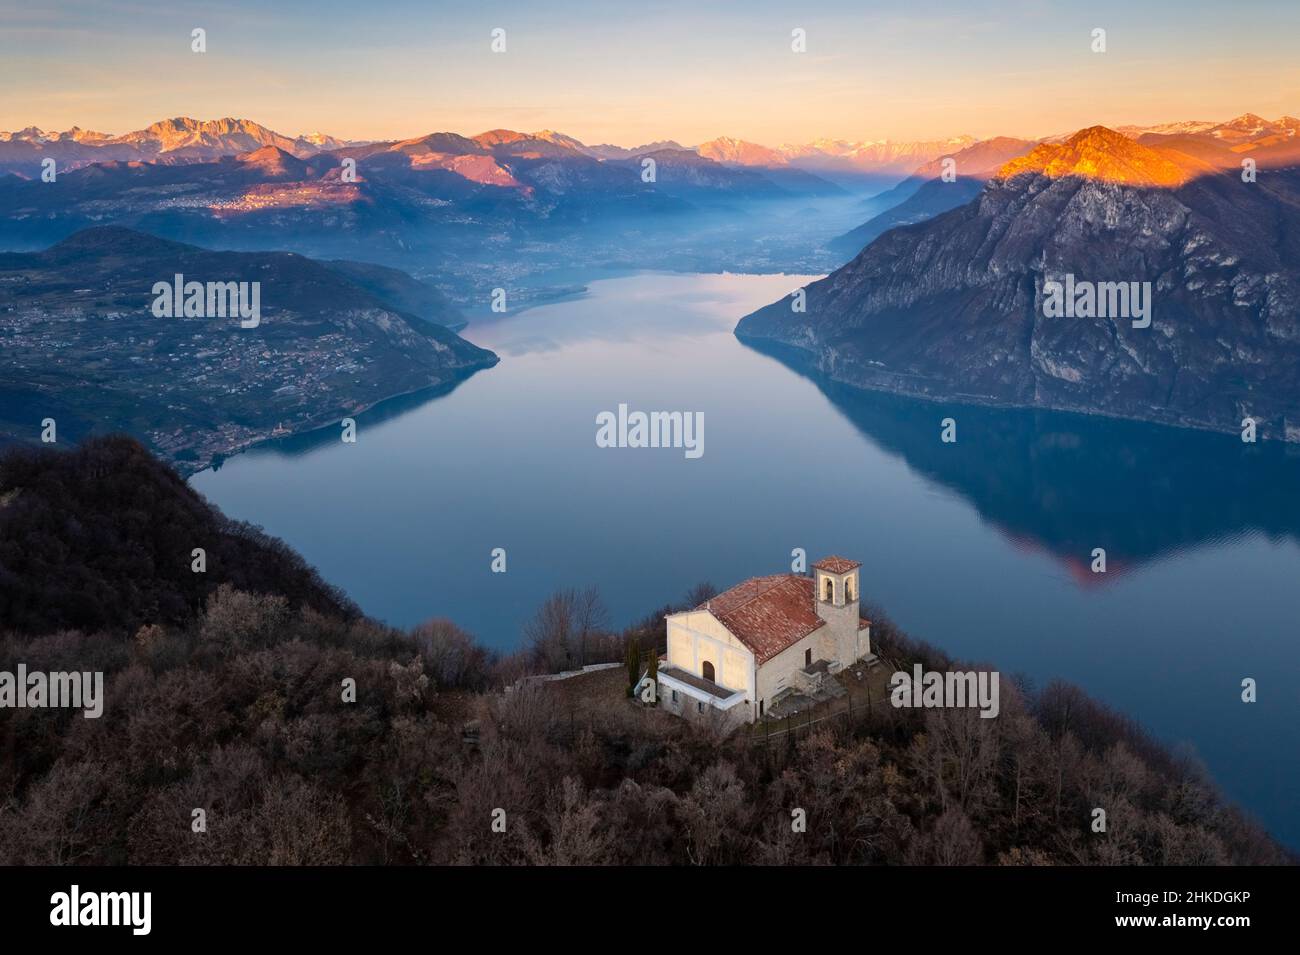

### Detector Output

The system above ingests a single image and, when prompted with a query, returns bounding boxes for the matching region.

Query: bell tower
[814,555,860,619]
[812,554,862,662]
[812,555,865,663]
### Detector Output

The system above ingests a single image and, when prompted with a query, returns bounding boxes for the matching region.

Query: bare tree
[684,581,718,607]
[912,807,983,865]
[523,777,612,865]
[573,586,608,668]
[523,586,609,672]
[524,590,577,672]
[410,617,492,689]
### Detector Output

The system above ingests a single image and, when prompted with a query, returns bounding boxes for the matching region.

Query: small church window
[846,577,854,600]
[823,577,834,601]
[702,660,715,682]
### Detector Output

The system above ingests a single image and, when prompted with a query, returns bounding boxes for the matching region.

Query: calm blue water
[192,271,1300,848]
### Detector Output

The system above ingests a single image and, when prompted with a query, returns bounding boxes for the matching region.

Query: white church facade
[653,556,872,726]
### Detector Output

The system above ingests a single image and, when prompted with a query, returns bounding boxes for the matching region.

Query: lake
[192,271,1300,848]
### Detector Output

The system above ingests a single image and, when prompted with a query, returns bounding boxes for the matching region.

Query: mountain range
[738,124,1300,440]
[0,120,851,244]
[0,117,358,166]
[0,120,863,292]
[0,115,976,214]
[7,113,1294,240]
[0,116,977,178]
[7,110,1300,443]
[6,111,1295,176]
[829,113,1300,256]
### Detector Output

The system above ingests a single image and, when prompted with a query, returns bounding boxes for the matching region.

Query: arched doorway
[701,660,715,683]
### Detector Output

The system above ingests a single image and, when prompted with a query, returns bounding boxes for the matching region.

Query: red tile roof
[698,574,825,664]
[813,555,861,574]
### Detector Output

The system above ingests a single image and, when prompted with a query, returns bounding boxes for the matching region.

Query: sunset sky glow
[2,0,1297,146]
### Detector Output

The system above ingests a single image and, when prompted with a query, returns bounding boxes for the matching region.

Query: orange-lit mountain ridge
[997,126,1198,187]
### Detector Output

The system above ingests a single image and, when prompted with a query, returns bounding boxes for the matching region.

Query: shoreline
[176,359,498,479]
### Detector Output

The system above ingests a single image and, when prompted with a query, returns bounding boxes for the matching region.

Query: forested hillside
[0,438,1287,865]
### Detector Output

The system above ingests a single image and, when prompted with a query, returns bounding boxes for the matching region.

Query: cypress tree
[646,647,658,703]
[625,638,641,696]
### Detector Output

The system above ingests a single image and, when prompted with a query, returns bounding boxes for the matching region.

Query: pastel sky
[2,0,1297,146]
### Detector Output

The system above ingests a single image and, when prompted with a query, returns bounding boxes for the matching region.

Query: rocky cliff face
[737,127,1300,439]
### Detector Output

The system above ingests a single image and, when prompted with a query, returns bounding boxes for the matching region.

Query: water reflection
[742,337,1300,579]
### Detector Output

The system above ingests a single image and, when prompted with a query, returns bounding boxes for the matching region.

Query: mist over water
[192,271,1300,849]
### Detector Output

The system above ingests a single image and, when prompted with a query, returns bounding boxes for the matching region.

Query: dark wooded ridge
[0,438,1288,865]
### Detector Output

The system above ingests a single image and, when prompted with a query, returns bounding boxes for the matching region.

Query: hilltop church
[653,556,872,726]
